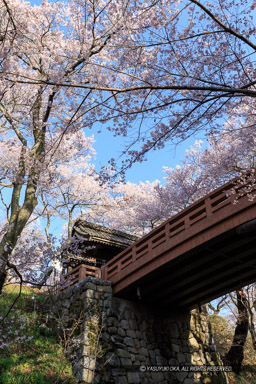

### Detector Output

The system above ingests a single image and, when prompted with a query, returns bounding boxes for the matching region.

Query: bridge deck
[102,174,256,308]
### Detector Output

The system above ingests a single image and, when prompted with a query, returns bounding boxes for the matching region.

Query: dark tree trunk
[249,324,256,351]
[246,290,256,351]
[226,290,248,374]
[0,267,7,293]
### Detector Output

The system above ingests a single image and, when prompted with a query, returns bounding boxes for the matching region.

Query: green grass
[0,285,76,384]
[2,286,255,384]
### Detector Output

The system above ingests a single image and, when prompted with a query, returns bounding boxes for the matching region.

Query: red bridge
[101,174,256,308]
[62,174,256,308]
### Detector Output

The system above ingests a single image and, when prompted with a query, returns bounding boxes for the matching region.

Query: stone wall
[54,277,228,384]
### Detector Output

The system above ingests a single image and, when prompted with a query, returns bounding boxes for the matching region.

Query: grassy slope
[0,285,76,384]
[210,315,256,384]
[1,287,255,384]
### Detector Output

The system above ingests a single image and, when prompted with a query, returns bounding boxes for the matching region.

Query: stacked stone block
[54,277,228,384]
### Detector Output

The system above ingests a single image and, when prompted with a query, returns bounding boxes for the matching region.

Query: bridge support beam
[54,277,228,384]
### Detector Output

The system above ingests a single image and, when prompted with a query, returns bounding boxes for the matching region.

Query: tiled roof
[72,219,138,249]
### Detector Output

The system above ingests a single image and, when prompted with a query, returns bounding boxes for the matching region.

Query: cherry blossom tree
[2,0,256,167]
[89,180,165,236]
[0,0,171,291]
[1,0,256,293]
[0,128,115,290]
[34,131,112,238]
[100,120,256,236]
[162,119,256,210]
[7,226,56,286]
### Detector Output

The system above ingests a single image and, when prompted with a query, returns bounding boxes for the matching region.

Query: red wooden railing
[59,264,101,291]
[59,172,255,292]
[102,172,256,281]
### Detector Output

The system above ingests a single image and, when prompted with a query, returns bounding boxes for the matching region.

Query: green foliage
[0,285,76,384]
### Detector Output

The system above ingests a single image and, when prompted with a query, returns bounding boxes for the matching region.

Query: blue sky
[4,0,211,246]
[93,128,204,183]
[0,0,209,240]
[27,0,207,184]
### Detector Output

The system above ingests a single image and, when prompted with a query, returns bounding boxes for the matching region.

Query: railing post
[184,216,190,229]
[96,267,100,279]
[79,264,87,281]
[205,197,212,216]
[132,248,136,262]
[148,239,152,253]
[165,223,170,240]
[101,265,106,280]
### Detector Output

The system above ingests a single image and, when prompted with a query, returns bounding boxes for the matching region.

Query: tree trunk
[247,295,256,351]
[0,265,7,293]
[226,290,248,374]
[0,181,38,293]
[249,322,256,351]
[0,232,16,293]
